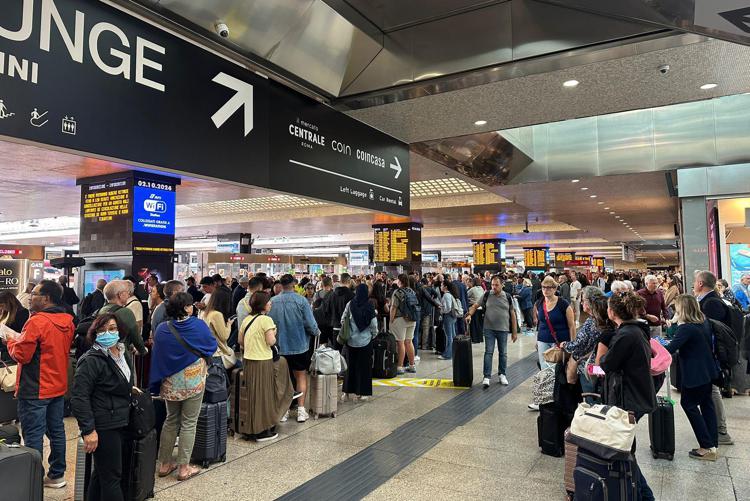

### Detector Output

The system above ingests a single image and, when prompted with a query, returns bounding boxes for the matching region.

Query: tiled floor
[38,333,750,500]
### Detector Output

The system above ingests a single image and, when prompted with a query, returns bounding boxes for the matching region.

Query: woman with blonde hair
[534,276,575,369]
[665,294,719,461]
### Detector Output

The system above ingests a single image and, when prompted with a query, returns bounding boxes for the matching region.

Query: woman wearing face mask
[70,314,135,501]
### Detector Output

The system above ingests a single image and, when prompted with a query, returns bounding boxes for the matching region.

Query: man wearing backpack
[694,270,734,445]
[465,276,518,388]
[79,279,106,318]
[390,274,420,374]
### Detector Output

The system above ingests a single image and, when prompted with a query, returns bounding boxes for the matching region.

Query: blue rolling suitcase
[573,449,639,501]
[191,400,228,468]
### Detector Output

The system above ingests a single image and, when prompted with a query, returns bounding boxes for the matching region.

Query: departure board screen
[472,239,505,268]
[592,257,606,269]
[576,255,592,265]
[372,223,423,264]
[79,177,133,254]
[524,248,549,270]
[554,252,574,264]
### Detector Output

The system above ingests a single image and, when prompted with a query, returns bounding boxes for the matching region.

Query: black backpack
[708,318,740,369]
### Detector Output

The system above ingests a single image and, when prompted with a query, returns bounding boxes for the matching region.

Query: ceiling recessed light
[610,211,616,214]
[590,195,597,198]
[563,79,580,88]
[571,179,580,183]
[474,120,487,126]
[597,201,604,205]
[603,207,610,210]
[581,187,588,191]
[700,83,718,90]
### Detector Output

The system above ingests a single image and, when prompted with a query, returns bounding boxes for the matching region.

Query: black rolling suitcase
[372,331,397,379]
[191,400,228,468]
[228,367,246,437]
[649,372,675,460]
[122,429,157,501]
[452,335,473,387]
[538,403,566,457]
[0,443,43,501]
[0,389,17,423]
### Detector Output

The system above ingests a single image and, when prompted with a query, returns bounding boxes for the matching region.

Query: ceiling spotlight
[604,207,610,210]
[590,195,597,198]
[571,179,580,183]
[610,211,616,215]
[597,201,604,205]
[581,187,588,191]
[563,79,580,88]
[474,120,487,126]
[700,83,718,90]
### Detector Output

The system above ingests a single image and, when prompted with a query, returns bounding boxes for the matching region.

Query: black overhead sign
[0,0,409,216]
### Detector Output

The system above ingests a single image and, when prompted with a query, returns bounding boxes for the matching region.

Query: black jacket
[666,322,718,390]
[699,291,730,328]
[71,347,134,436]
[600,320,657,416]
[62,286,80,307]
[80,289,106,318]
[417,284,441,318]
[330,286,354,329]
[232,285,247,313]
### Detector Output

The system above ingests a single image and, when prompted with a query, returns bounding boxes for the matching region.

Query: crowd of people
[0,266,747,500]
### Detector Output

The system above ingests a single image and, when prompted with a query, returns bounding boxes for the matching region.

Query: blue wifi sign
[133,183,175,235]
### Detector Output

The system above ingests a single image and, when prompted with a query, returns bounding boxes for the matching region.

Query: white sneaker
[340,393,349,402]
[528,403,540,411]
[297,407,309,422]
[482,377,490,388]
[499,374,509,385]
[280,411,289,422]
[414,355,421,362]
[43,476,67,489]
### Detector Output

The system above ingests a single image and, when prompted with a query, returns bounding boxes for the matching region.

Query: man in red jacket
[7,279,75,489]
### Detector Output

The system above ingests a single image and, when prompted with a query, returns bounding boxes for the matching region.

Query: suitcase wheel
[200,460,210,469]
[313,413,319,420]
[651,450,658,459]
[219,455,226,463]
[331,412,336,418]
[228,429,235,437]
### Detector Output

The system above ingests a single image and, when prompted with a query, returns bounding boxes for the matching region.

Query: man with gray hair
[151,280,185,335]
[637,274,670,338]
[609,280,629,296]
[732,272,750,310]
[100,280,146,355]
[693,270,734,445]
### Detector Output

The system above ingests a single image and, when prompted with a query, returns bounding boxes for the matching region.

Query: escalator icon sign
[144,199,167,214]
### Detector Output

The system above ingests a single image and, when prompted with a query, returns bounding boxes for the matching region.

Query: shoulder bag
[337,305,352,346]
[0,359,17,393]
[167,321,228,403]
[542,301,565,364]
[241,315,279,362]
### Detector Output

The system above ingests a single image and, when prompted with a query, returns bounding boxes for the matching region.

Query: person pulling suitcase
[465,275,518,388]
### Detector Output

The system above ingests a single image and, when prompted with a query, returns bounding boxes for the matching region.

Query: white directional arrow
[211,72,254,136]
[390,157,402,179]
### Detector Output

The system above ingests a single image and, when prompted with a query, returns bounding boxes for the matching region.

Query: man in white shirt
[569,272,582,324]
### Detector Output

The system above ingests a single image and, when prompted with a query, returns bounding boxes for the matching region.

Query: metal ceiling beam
[535,0,750,46]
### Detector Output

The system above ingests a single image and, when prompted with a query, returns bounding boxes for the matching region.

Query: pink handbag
[649,338,672,376]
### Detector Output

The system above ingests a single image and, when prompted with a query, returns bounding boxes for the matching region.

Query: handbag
[126,389,155,439]
[166,322,227,403]
[531,366,555,405]
[542,301,564,363]
[568,402,636,460]
[0,360,17,393]
[565,357,579,385]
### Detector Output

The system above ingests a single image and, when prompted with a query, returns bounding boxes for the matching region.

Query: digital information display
[472,239,505,269]
[79,177,134,254]
[576,255,593,265]
[524,248,549,270]
[592,257,606,269]
[555,252,575,264]
[82,179,131,224]
[133,181,176,235]
[349,249,370,266]
[372,223,423,264]
[422,251,442,263]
